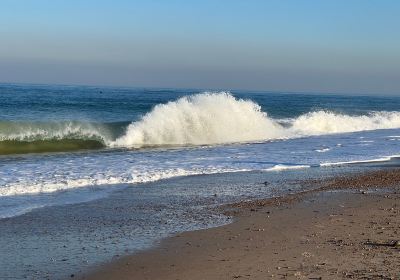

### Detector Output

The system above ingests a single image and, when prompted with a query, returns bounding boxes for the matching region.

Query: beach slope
[80,185,400,279]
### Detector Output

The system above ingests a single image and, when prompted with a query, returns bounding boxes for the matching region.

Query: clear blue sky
[1,0,399,94]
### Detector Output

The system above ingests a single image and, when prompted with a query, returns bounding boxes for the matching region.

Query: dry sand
[79,170,400,280]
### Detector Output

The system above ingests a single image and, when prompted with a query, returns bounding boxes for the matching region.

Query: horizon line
[0,81,396,98]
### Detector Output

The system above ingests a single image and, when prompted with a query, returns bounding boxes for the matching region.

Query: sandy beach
[80,170,400,280]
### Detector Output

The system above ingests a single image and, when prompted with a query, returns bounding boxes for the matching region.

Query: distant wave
[2,92,400,155]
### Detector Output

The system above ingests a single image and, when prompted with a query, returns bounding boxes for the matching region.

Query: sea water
[1,84,400,217]
[1,84,400,279]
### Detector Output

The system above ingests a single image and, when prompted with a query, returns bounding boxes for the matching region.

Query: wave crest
[0,121,116,154]
[291,111,400,135]
[0,121,112,142]
[112,92,284,146]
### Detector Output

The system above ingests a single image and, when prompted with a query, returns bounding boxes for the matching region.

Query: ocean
[1,83,400,279]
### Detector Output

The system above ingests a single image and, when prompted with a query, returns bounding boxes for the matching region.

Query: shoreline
[79,169,400,280]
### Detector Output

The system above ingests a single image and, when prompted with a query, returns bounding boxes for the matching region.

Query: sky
[0,0,399,94]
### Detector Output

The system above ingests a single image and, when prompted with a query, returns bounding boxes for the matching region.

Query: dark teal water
[1,83,400,122]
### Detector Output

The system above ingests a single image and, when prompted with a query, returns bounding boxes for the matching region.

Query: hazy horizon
[1,0,399,95]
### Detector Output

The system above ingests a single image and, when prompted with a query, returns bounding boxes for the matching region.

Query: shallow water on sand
[0,163,395,280]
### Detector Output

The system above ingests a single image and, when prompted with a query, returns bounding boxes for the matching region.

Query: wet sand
[79,170,400,280]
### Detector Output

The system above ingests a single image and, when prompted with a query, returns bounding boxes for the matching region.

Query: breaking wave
[2,92,400,154]
[0,121,123,154]
[112,92,400,147]
[112,92,284,146]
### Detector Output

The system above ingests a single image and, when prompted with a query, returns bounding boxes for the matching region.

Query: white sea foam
[290,111,400,136]
[0,167,249,197]
[304,153,400,169]
[112,92,285,146]
[320,156,396,167]
[315,148,331,153]
[265,164,311,172]
[112,92,400,147]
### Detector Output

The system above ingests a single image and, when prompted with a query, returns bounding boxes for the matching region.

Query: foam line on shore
[320,155,400,167]
[265,164,311,172]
